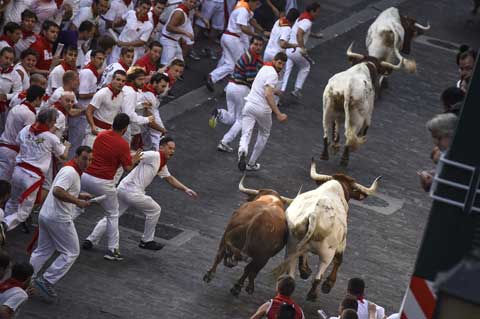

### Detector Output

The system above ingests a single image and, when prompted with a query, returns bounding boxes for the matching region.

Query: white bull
[321,43,402,166]
[366,7,430,73]
[273,159,381,301]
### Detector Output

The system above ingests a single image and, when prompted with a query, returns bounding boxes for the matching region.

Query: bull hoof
[299,267,312,280]
[320,153,329,161]
[321,279,334,294]
[224,258,237,268]
[230,284,242,297]
[203,272,214,283]
[245,284,254,295]
[306,290,318,301]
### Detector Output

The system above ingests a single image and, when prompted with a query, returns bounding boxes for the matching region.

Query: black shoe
[20,222,30,234]
[139,240,165,251]
[238,152,247,171]
[206,75,214,92]
[82,239,93,250]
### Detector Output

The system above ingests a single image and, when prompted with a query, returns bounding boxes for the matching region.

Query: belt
[224,31,240,38]
[93,117,112,130]
[0,143,19,152]
[17,162,45,204]
[162,33,178,42]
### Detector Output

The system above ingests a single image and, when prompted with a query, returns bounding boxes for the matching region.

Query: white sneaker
[246,163,261,171]
[217,142,233,153]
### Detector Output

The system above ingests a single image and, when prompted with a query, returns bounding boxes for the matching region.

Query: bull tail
[391,24,417,73]
[343,86,366,150]
[272,213,319,278]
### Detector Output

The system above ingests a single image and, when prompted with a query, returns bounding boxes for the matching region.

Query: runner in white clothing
[0,180,11,242]
[263,8,300,61]
[0,86,45,181]
[14,49,39,91]
[237,52,288,171]
[30,146,93,300]
[46,46,78,95]
[281,2,322,98]
[85,136,198,251]
[4,108,70,231]
[98,46,134,88]
[347,278,386,319]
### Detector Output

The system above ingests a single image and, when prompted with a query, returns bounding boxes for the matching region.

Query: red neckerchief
[53,101,68,116]
[29,122,50,135]
[279,17,292,27]
[123,0,132,6]
[0,278,25,293]
[0,64,13,74]
[84,62,100,80]
[22,29,35,38]
[61,61,76,72]
[0,35,14,47]
[42,94,50,102]
[143,83,156,94]
[151,10,160,29]
[234,0,252,13]
[159,150,168,170]
[125,82,138,92]
[54,0,64,9]
[23,101,36,114]
[136,12,149,23]
[248,48,262,64]
[357,295,365,304]
[178,4,190,15]
[264,61,273,66]
[298,11,314,21]
[118,59,129,71]
[166,70,176,87]
[18,91,27,100]
[64,159,82,176]
[107,84,121,100]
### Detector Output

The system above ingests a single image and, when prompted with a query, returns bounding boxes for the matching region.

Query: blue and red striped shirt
[231,48,264,87]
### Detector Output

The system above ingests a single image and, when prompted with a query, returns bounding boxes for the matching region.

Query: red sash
[93,117,112,130]
[17,162,45,204]
[0,278,25,293]
[224,31,240,38]
[0,143,19,152]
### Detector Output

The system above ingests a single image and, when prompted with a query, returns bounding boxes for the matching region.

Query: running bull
[273,159,381,301]
[366,7,430,76]
[321,42,403,166]
[203,176,297,296]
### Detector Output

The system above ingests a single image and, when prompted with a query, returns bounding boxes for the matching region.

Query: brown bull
[203,176,296,296]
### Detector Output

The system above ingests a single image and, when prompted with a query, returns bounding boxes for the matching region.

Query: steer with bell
[203,176,295,296]
[273,159,381,301]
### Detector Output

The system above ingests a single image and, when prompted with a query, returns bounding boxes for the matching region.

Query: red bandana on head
[84,62,100,80]
[53,101,68,116]
[29,122,50,135]
[0,35,14,47]
[64,159,83,176]
[298,11,314,21]
[0,278,25,293]
[178,4,190,15]
[107,84,121,100]
[279,17,292,27]
[23,101,36,114]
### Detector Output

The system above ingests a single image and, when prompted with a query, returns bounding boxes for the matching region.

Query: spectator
[0,22,22,51]
[0,262,34,319]
[135,41,163,75]
[328,295,359,319]
[347,278,385,319]
[28,20,60,75]
[0,47,22,134]
[14,49,39,91]
[15,10,38,59]
[456,45,477,92]
[249,275,304,319]
[440,86,464,115]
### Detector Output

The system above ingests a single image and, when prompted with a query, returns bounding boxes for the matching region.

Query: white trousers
[68,115,87,159]
[220,82,249,144]
[160,37,183,65]
[0,147,17,180]
[4,167,41,230]
[81,173,119,250]
[87,187,161,243]
[30,215,79,285]
[281,48,311,92]
[238,103,272,166]
[210,34,245,83]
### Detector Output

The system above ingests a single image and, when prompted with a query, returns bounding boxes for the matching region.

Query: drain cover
[119,214,183,240]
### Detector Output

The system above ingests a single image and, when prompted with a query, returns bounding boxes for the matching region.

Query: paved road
[6,0,480,318]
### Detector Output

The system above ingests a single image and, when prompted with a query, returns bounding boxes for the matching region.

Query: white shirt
[121,85,150,125]
[0,69,22,101]
[357,300,385,319]
[3,0,33,24]
[226,6,252,46]
[118,10,153,60]
[16,125,65,174]
[40,166,81,221]
[72,7,98,29]
[0,103,36,145]
[0,287,28,314]
[162,8,191,42]
[90,87,124,125]
[98,62,127,88]
[118,151,170,193]
[44,86,79,109]
[15,34,36,60]
[47,64,69,95]
[13,64,29,91]
[290,18,312,46]
[265,19,292,58]
[245,65,278,113]
[104,0,135,34]
[78,68,98,108]
[0,41,11,52]
[53,109,67,139]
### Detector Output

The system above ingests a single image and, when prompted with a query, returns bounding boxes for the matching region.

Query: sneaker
[246,163,261,171]
[217,142,233,153]
[104,249,124,261]
[34,277,57,298]
[208,108,220,128]
[139,240,165,251]
[82,239,93,250]
[206,75,214,92]
[189,50,201,61]
[238,152,247,171]
[291,89,303,98]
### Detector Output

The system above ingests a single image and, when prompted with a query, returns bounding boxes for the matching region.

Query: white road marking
[414,35,461,54]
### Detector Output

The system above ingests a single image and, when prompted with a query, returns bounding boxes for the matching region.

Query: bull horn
[353,176,382,196]
[310,158,332,183]
[280,196,294,204]
[238,174,259,196]
[414,21,430,30]
[346,41,364,60]
[380,59,403,71]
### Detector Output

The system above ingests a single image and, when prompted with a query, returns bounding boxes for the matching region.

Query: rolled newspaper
[54,43,64,57]
[89,194,107,203]
[108,29,119,42]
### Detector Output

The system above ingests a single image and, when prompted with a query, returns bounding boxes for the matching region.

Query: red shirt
[29,35,53,71]
[135,54,157,74]
[85,130,132,180]
[266,294,304,319]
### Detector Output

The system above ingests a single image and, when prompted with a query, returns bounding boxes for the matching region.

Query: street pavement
[6,0,480,318]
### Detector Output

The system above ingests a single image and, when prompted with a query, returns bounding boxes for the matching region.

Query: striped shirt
[231,48,264,87]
